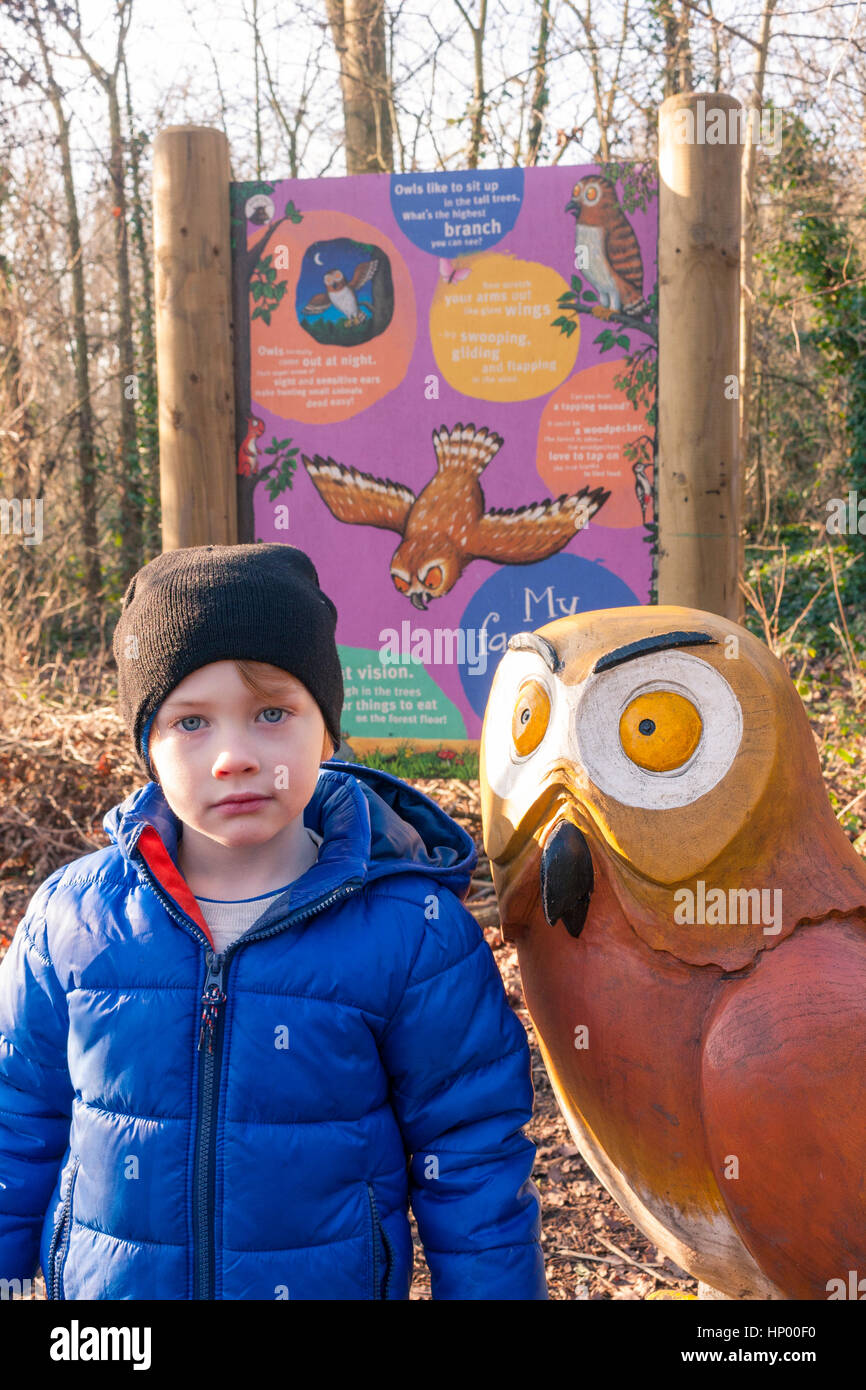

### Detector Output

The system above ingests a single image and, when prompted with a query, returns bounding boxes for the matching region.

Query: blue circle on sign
[458,553,641,718]
[390,169,524,256]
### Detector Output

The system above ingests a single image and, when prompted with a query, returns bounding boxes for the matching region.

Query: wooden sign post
[657,93,743,620]
[152,126,237,550]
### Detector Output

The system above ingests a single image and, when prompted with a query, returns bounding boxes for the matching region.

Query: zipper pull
[197,951,226,1054]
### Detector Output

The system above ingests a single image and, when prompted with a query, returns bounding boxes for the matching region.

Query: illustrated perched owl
[566,177,646,315]
[480,605,866,1299]
[302,424,610,609]
[303,262,378,325]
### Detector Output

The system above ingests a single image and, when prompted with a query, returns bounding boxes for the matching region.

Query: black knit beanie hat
[113,544,343,780]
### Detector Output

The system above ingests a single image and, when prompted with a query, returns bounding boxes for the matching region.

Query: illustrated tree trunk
[232,211,290,543]
[324,0,394,174]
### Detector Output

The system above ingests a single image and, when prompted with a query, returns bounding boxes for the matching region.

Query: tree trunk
[739,0,778,517]
[123,62,160,560]
[108,80,142,583]
[0,247,33,501]
[526,0,550,165]
[48,88,102,612]
[324,0,394,174]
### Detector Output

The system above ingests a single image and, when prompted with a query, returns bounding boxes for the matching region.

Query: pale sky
[1,0,862,188]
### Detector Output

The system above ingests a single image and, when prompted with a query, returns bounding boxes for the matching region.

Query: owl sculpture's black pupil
[638,718,656,736]
[521,708,531,724]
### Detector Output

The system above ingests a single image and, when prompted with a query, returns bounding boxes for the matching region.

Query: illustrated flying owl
[302,423,610,609]
[480,605,866,1299]
[303,262,378,325]
[566,177,646,315]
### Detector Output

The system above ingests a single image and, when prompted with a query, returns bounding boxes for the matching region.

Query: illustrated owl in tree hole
[303,262,378,326]
[480,605,866,1299]
[566,176,646,316]
[302,423,609,609]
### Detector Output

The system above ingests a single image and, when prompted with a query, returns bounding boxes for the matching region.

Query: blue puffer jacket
[0,761,546,1300]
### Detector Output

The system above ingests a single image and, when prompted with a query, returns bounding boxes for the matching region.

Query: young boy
[0,543,547,1300]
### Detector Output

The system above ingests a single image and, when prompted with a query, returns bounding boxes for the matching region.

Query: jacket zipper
[366,1180,393,1300]
[48,1156,80,1301]
[135,845,363,1300]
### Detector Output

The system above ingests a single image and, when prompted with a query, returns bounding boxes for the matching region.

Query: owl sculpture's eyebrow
[507,632,564,672]
[593,630,717,673]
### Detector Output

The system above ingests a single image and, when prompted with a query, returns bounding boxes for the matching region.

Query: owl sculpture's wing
[303,292,332,314]
[473,485,610,564]
[302,454,415,532]
[701,918,866,1299]
[348,260,378,291]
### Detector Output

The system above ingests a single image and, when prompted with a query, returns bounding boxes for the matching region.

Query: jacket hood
[102,760,477,903]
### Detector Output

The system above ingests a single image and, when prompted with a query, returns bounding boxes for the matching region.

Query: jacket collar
[102,762,477,941]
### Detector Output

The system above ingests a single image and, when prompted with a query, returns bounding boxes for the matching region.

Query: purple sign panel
[230,163,658,740]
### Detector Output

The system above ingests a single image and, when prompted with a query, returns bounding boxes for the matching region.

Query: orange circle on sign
[536,359,654,528]
[248,211,416,423]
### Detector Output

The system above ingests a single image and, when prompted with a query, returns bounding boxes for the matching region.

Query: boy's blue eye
[171,708,290,732]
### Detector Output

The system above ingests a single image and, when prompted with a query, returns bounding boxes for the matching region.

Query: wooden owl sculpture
[479,605,866,1300]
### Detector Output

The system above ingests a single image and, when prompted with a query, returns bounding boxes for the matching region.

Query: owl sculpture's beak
[410,592,428,610]
[565,198,578,213]
[540,819,594,938]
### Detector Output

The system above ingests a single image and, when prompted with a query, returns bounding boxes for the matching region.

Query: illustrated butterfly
[439,258,472,284]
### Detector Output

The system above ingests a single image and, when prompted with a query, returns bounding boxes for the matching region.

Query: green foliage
[300,313,374,345]
[346,743,479,780]
[250,253,288,325]
[755,110,866,507]
[260,436,298,502]
[743,525,866,652]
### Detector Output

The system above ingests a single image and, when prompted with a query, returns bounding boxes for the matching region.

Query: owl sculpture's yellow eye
[424,565,443,589]
[619,691,702,771]
[392,574,409,593]
[512,679,551,757]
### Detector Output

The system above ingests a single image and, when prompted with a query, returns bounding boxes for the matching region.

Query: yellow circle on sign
[619,692,702,771]
[429,252,579,402]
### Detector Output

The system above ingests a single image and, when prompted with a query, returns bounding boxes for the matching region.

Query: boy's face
[148,661,334,849]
